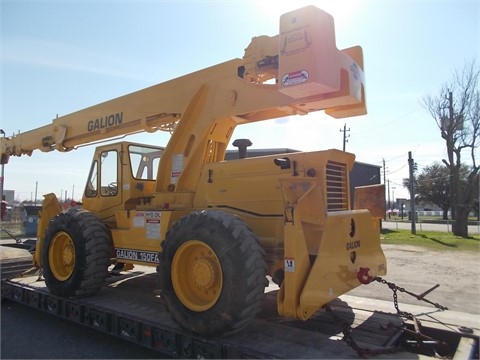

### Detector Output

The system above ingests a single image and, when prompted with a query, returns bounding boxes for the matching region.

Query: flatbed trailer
[1,262,479,359]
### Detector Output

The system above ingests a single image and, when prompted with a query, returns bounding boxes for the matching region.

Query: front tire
[158,210,268,336]
[41,209,112,297]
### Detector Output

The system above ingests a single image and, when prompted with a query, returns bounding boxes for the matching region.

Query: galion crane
[1,5,386,336]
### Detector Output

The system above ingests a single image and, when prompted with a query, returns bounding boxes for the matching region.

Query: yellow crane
[0,5,386,336]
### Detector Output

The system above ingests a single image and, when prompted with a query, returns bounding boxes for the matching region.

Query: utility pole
[382,158,386,185]
[408,151,416,234]
[382,158,387,220]
[387,179,390,213]
[340,124,350,151]
[34,181,38,207]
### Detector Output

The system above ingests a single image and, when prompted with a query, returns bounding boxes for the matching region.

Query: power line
[353,106,424,138]
[386,163,408,175]
[340,124,350,151]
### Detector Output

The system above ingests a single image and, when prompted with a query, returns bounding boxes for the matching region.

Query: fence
[3,219,480,239]
[383,220,480,234]
[0,221,27,239]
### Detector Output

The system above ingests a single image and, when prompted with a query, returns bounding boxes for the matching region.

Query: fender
[33,193,63,267]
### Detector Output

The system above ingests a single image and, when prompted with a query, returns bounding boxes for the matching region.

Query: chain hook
[357,267,373,284]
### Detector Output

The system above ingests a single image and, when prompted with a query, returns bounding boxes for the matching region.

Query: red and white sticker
[282,70,309,86]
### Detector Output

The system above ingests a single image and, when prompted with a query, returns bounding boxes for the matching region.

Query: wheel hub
[192,257,216,290]
[49,231,76,281]
[62,244,75,266]
[171,240,223,312]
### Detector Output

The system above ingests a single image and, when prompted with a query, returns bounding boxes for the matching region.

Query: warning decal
[285,257,295,272]
[282,70,309,86]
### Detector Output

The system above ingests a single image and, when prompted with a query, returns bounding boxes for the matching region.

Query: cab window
[84,160,98,197]
[129,145,163,180]
[100,150,118,196]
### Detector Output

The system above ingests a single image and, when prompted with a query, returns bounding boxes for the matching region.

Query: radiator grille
[326,161,348,211]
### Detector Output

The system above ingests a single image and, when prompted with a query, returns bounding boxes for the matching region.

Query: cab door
[82,143,124,225]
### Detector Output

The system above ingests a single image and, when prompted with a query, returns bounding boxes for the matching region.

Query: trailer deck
[1,257,479,359]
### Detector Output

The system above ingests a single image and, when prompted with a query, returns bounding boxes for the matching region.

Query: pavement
[0,240,32,261]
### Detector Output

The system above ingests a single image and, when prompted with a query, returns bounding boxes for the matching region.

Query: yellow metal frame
[195,149,386,320]
[278,210,387,319]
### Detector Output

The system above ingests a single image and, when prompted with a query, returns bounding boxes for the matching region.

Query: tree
[473,173,479,220]
[423,60,480,237]
[402,163,473,221]
[415,162,451,220]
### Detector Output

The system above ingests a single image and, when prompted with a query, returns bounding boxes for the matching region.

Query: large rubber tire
[158,210,268,336]
[41,208,112,298]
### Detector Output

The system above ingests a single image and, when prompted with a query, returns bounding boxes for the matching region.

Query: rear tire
[158,210,268,336]
[41,209,112,297]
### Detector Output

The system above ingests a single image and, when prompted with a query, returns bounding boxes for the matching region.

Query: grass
[381,229,480,252]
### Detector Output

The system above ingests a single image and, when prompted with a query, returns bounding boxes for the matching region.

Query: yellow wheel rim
[48,231,75,281]
[172,240,222,312]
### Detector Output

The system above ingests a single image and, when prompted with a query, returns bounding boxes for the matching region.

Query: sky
[1,0,479,203]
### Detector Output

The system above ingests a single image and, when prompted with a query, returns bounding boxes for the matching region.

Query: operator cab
[82,141,164,221]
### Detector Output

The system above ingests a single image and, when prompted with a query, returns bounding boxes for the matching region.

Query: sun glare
[254,0,360,28]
